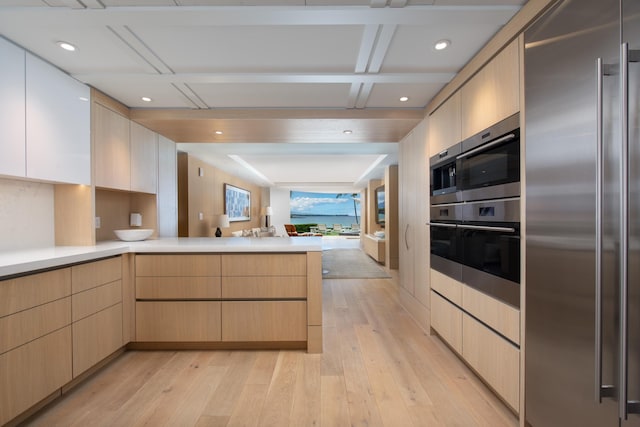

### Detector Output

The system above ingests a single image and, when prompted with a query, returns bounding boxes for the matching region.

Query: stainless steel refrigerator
[525,0,640,425]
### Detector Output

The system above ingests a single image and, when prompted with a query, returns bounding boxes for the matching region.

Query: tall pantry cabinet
[398,118,430,328]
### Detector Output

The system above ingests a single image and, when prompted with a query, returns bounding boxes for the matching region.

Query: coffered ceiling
[0,0,524,192]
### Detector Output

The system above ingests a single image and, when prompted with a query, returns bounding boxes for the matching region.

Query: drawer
[462,313,519,412]
[136,277,221,299]
[221,276,306,299]
[221,254,306,276]
[462,285,520,345]
[72,256,121,293]
[0,297,71,354]
[0,268,71,317]
[72,280,122,322]
[72,303,123,378]
[430,291,462,354]
[221,301,307,342]
[136,254,221,277]
[136,301,221,342]
[0,326,72,426]
[430,268,462,305]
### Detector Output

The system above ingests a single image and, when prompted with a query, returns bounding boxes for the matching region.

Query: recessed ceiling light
[434,39,451,51]
[141,97,152,102]
[399,96,409,102]
[57,41,76,52]
[215,130,223,135]
[343,130,353,134]
[78,96,89,102]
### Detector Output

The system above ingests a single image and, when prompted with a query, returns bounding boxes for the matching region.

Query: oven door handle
[425,222,457,228]
[456,133,516,160]
[457,224,516,233]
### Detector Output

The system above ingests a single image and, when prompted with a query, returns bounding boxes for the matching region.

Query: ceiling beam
[75,71,455,85]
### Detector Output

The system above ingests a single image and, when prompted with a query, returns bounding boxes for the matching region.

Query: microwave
[430,113,520,205]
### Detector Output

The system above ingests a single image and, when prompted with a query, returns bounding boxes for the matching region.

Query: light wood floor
[25,277,517,427]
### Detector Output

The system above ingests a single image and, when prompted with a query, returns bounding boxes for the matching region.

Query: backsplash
[0,177,54,251]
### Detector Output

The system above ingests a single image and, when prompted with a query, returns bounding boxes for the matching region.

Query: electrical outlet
[95,217,101,229]
[199,212,204,220]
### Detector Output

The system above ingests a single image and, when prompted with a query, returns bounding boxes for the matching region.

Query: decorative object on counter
[261,206,273,227]
[213,214,230,237]
[113,228,153,241]
[130,212,142,227]
[224,183,251,222]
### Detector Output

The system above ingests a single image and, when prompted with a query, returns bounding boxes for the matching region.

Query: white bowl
[113,229,154,241]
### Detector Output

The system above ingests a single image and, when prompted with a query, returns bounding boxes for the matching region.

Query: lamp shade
[214,214,230,228]
[265,206,273,216]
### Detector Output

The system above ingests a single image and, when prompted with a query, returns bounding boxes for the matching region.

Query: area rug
[322,249,391,279]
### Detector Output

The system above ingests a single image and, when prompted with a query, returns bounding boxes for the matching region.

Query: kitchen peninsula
[0,237,322,426]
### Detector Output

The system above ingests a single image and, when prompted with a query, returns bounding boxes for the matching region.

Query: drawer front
[72,256,122,293]
[136,254,221,277]
[0,326,72,426]
[221,301,307,342]
[0,297,71,354]
[430,291,462,354]
[72,303,123,378]
[430,268,463,305]
[136,277,221,299]
[135,301,221,342]
[462,285,520,345]
[221,254,306,276]
[462,313,519,411]
[221,276,306,299]
[0,268,71,317]
[72,280,122,322]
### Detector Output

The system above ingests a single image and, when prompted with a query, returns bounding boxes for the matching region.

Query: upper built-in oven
[457,112,520,202]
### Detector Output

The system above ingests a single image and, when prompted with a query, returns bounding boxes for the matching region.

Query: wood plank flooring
[25,277,517,427]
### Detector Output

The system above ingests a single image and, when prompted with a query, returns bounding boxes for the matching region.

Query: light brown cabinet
[130,121,158,194]
[430,268,520,413]
[134,252,322,352]
[71,256,123,378]
[0,269,73,426]
[428,91,461,156]
[94,103,131,191]
[460,39,520,140]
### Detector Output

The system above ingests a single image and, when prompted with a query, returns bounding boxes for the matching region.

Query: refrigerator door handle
[595,57,613,402]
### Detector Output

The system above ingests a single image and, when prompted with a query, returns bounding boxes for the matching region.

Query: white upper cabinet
[94,103,131,191]
[25,53,90,184]
[0,37,26,178]
[130,121,158,194]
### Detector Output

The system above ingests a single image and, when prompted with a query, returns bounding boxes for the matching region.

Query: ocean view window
[290,191,361,228]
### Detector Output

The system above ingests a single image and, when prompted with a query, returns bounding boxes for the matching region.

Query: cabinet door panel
[430,291,462,354]
[136,277,221,299]
[0,38,26,177]
[157,135,178,237]
[25,53,90,184]
[71,256,122,294]
[94,103,130,191]
[136,301,221,342]
[429,91,461,156]
[72,303,123,377]
[221,276,306,299]
[462,313,519,411]
[0,268,71,318]
[0,327,72,426]
[222,301,307,342]
[72,280,122,322]
[136,254,221,277]
[130,121,158,194]
[222,254,306,276]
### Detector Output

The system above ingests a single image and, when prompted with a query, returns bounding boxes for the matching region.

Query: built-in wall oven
[429,198,520,308]
[428,114,521,309]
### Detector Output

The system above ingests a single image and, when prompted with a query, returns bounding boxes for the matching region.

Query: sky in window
[290,191,361,216]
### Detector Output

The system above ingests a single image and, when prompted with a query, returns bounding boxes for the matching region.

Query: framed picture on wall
[224,183,251,222]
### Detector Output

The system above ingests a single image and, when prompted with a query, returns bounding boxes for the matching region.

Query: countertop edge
[0,237,323,278]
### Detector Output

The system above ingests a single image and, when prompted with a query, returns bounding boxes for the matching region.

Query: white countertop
[0,237,322,278]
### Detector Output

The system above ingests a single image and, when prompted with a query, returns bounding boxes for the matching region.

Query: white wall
[269,187,292,232]
[0,177,54,251]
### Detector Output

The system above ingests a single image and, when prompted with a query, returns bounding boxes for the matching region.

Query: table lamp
[214,214,229,237]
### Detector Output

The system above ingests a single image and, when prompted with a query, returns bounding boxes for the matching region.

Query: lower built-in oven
[428,198,520,308]
[428,203,463,281]
[459,198,520,308]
